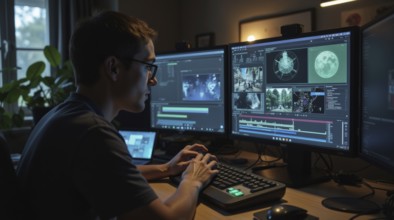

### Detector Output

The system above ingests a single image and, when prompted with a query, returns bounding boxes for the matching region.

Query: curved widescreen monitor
[229,26,359,156]
[150,46,227,136]
[361,10,394,176]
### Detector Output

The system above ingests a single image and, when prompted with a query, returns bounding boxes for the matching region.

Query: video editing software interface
[361,12,394,173]
[230,29,356,152]
[150,48,226,133]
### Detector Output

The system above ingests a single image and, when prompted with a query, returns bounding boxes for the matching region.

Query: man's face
[115,39,156,113]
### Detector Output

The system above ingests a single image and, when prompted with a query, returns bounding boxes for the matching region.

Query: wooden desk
[151,148,393,220]
[150,149,393,219]
[150,172,391,220]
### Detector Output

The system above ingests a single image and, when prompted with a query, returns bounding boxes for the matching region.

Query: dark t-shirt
[17,93,158,220]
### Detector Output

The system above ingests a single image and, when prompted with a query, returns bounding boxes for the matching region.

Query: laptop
[119,130,156,165]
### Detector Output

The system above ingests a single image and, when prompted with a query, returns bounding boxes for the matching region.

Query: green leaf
[5,87,23,103]
[17,78,29,84]
[42,76,55,87]
[29,77,42,88]
[26,61,46,80]
[1,82,13,92]
[20,87,30,100]
[44,45,61,67]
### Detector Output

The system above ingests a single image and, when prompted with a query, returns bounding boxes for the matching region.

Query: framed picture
[341,4,394,27]
[195,32,215,48]
[239,8,315,42]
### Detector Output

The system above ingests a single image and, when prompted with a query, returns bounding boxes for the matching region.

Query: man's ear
[104,56,120,81]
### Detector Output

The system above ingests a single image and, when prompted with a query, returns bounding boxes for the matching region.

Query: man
[17,11,218,220]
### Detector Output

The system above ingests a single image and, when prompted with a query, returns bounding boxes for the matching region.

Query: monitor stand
[257,148,330,188]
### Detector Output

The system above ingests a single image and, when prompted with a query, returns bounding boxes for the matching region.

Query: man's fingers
[194,153,204,161]
[186,143,208,152]
[201,153,216,163]
[178,161,191,166]
[207,160,218,169]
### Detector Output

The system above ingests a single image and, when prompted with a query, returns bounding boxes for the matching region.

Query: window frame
[0,0,17,85]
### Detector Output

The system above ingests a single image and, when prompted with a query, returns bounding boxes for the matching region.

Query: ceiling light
[320,0,356,7]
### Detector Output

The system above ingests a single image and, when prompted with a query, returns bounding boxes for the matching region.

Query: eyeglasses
[130,58,158,80]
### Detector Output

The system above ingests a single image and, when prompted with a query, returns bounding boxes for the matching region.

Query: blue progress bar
[239,129,327,143]
[162,107,209,114]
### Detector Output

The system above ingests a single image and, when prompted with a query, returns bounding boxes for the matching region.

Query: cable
[364,178,394,186]
[313,153,373,180]
[349,189,393,220]
[315,153,334,177]
[346,181,380,220]
[332,171,363,186]
[259,144,284,163]
[245,144,285,171]
[315,152,370,187]
[370,186,394,193]
[243,143,265,170]
[359,181,375,199]
[348,164,372,173]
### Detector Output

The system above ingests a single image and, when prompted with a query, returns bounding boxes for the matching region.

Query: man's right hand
[181,153,219,190]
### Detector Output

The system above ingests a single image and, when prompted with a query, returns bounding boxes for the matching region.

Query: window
[1,0,50,87]
[0,0,49,117]
[15,0,50,80]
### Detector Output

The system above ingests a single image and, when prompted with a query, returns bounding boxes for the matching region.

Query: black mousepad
[253,209,319,220]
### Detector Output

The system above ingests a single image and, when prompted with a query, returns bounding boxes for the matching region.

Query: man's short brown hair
[69,11,157,86]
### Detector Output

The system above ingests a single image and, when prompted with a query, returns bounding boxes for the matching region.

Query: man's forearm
[137,164,170,180]
[163,179,201,220]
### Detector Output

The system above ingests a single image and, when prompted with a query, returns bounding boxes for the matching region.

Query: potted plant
[23,45,75,123]
[0,45,75,129]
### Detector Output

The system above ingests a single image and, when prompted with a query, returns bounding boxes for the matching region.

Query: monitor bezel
[359,9,394,176]
[149,45,229,138]
[228,26,360,157]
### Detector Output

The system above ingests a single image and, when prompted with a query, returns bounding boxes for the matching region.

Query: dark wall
[117,0,181,52]
[117,0,394,49]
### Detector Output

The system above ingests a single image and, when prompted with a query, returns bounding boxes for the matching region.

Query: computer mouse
[266,204,307,220]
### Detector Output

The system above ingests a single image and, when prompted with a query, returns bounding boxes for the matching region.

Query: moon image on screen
[314,51,339,79]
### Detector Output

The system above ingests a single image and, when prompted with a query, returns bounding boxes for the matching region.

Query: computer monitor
[229,27,359,187]
[360,10,394,176]
[150,46,227,137]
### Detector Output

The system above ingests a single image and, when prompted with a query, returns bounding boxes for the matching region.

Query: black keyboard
[170,162,286,211]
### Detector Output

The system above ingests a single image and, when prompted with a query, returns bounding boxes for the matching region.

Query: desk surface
[150,180,390,220]
[150,151,392,220]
